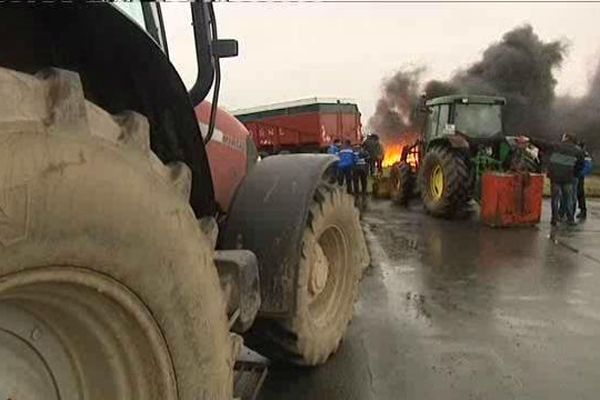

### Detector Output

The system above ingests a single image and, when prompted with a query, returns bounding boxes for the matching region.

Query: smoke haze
[552,62,600,155]
[369,25,570,144]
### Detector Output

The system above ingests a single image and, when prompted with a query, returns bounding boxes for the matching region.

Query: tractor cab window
[426,106,440,139]
[436,104,450,136]
[454,103,502,137]
[113,3,168,55]
[114,3,145,28]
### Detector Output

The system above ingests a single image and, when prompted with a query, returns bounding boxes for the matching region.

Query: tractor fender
[219,154,337,317]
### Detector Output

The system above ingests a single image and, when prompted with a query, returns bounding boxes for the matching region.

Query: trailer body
[234,98,362,155]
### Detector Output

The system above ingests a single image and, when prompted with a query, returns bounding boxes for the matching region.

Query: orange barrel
[480,172,544,227]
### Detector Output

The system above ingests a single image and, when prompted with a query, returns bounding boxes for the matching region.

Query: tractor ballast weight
[389,95,540,218]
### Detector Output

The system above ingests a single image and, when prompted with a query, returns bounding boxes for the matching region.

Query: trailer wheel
[389,161,415,205]
[249,183,368,365]
[0,68,233,399]
[418,146,470,218]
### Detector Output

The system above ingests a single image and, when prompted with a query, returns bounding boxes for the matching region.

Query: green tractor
[389,95,540,217]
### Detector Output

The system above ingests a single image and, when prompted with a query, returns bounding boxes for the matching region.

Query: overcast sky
[162,2,600,122]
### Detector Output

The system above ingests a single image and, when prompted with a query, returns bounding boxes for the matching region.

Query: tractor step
[233,358,268,400]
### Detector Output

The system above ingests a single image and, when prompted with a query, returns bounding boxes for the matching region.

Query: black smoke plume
[552,62,600,156]
[367,68,424,145]
[369,25,567,144]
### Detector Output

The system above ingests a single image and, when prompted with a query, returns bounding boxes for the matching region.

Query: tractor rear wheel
[418,146,470,218]
[248,183,368,366]
[0,68,234,399]
[389,162,415,206]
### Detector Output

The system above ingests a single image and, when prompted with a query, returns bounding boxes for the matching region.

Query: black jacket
[532,139,584,184]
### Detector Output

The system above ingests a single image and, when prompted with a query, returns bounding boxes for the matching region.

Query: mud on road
[258,199,600,400]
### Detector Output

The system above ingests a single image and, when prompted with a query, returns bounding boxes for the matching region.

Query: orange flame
[382,144,404,168]
[382,141,420,169]
[406,151,419,168]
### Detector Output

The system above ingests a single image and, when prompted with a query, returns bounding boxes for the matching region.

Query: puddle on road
[362,223,434,325]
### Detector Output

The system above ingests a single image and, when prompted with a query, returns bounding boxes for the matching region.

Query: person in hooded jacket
[338,140,357,193]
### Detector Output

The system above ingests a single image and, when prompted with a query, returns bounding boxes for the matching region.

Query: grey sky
[162,2,600,123]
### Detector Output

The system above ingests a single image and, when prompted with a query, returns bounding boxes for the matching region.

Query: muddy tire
[418,146,470,218]
[248,182,368,365]
[0,68,234,399]
[389,162,415,206]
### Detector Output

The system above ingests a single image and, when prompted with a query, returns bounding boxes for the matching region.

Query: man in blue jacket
[353,144,370,197]
[338,140,357,193]
[327,138,341,155]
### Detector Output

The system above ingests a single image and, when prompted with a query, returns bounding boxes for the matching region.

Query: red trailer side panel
[235,99,362,154]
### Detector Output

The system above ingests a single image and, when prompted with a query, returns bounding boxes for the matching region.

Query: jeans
[353,166,368,195]
[337,167,353,194]
[577,176,587,213]
[558,178,579,218]
[551,182,575,223]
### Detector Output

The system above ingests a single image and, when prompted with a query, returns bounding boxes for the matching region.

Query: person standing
[531,133,585,226]
[576,141,593,220]
[363,134,383,176]
[373,135,384,175]
[327,138,341,155]
[338,140,357,194]
[353,144,370,198]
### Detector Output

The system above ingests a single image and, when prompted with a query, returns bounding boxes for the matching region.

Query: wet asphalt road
[258,199,600,400]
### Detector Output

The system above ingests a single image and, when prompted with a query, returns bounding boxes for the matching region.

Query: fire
[406,151,419,168]
[382,142,420,169]
[382,144,404,168]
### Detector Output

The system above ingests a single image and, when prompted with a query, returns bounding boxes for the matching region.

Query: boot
[577,210,587,220]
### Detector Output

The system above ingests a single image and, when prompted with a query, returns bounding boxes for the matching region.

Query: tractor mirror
[212,39,239,58]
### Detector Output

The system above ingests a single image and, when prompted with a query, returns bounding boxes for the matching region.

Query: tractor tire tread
[419,146,470,218]
[0,67,233,399]
[246,180,369,366]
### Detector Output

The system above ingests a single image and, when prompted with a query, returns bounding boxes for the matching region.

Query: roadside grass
[543,175,600,197]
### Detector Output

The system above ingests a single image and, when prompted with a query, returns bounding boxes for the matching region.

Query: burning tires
[389,161,415,205]
[419,146,470,218]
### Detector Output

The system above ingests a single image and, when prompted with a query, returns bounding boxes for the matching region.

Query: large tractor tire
[389,161,415,205]
[0,68,235,399]
[249,182,366,366]
[418,146,470,218]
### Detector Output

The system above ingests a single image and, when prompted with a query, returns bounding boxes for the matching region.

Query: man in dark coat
[531,133,585,226]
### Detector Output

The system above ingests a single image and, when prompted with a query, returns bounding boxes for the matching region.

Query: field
[543,174,600,197]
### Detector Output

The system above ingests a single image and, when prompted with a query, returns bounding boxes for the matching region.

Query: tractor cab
[389,94,539,217]
[424,95,506,142]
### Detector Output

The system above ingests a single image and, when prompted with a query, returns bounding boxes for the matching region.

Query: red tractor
[0,4,369,399]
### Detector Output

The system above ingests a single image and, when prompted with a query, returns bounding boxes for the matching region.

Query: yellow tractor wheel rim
[430,165,444,200]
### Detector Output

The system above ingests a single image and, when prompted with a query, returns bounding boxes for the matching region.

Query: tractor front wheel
[247,183,368,366]
[389,162,415,206]
[418,146,470,218]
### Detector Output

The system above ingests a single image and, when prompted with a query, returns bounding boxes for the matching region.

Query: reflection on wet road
[258,200,600,400]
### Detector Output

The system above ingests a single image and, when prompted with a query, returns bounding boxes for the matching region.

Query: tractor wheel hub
[430,164,444,200]
[309,243,329,296]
